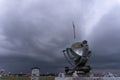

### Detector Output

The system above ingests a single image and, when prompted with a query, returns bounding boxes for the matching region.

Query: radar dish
[63,40,91,74]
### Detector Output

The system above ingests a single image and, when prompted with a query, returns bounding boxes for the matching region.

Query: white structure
[31,67,40,80]
[0,69,8,77]
[58,73,65,78]
[72,71,79,78]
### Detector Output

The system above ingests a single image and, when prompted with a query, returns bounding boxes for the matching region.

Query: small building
[31,67,40,80]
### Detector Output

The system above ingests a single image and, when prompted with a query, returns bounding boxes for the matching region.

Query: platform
[55,77,120,80]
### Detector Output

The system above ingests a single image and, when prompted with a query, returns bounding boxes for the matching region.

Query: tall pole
[72,22,76,41]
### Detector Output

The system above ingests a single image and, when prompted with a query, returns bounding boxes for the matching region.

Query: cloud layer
[0,0,120,73]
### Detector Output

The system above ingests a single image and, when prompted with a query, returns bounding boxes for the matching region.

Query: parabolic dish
[71,42,83,56]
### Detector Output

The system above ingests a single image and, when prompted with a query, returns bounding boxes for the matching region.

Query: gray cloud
[0,0,120,73]
[89,5,120,72]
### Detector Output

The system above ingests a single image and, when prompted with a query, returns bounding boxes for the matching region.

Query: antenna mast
[72,22,76,41]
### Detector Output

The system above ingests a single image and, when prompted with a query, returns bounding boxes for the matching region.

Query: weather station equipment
[63,40,91,76]
[62,22,91,76]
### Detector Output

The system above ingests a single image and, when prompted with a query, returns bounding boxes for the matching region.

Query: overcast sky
[0,0,120,73]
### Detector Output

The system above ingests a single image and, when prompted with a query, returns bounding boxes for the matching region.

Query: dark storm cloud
[0,0,120,73]
[0,0,78,73]
[1,0,75,58]
[0,55,69,73]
